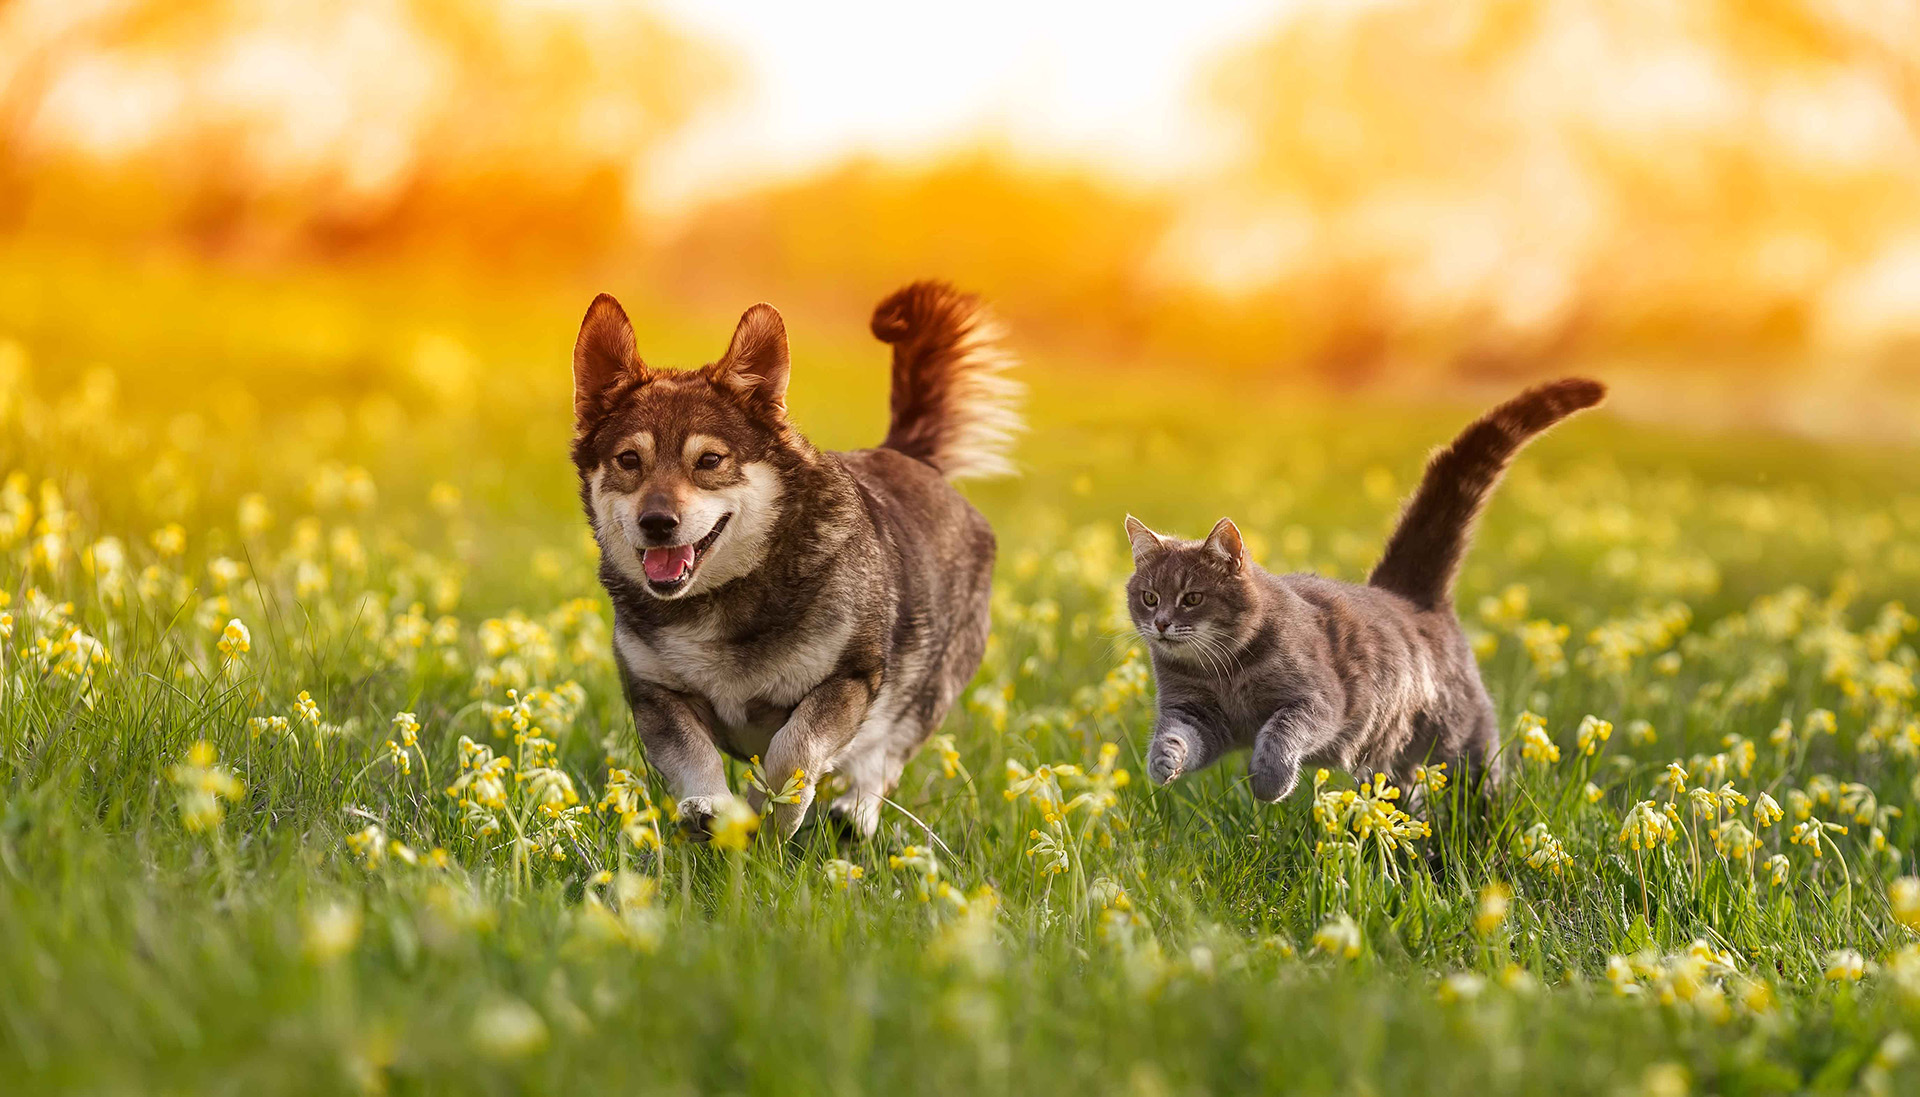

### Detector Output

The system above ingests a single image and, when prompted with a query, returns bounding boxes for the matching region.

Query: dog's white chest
[614,614,852,732]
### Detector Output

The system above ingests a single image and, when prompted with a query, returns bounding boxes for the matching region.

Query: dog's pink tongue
[643,545,694,583]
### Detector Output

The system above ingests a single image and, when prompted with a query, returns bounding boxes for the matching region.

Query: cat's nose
[1153,615,1172,633]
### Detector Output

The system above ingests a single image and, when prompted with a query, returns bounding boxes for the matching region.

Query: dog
[571,282,1020,838]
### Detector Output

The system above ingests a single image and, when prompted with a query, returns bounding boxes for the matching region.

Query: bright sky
[646,0,1288,207]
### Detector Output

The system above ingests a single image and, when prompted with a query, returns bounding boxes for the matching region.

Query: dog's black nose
[638,511,679,539]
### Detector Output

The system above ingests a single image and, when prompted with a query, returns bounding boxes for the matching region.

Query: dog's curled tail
[872,281,1023,481]
[1369,378,1606,609]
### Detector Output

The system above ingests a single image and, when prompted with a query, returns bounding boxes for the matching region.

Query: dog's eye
[1141,591,1159,607]
[615,450,642,471]
[695,452,725,471]
[1181,592,1205,607]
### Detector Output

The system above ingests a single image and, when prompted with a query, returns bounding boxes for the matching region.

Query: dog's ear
[573,294,645,426]
[1203,517,1245,570]
[1124,514,1166,566]
[716,303,790,414]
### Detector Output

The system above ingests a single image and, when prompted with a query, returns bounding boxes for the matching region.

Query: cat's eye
[1180,592,1205,607]
[615,450,642,471]
[695,452,725,471]
[1141,591,1159,607]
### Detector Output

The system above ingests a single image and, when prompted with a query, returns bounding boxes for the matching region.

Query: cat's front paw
[1148,735,1190,786]
[1248,750,1301,803]
[1244,737,1305,806]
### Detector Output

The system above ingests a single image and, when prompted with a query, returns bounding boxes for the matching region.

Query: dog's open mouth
[641,514,731,593]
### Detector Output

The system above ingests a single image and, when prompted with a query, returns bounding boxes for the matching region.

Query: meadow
[6,253,1920,1095]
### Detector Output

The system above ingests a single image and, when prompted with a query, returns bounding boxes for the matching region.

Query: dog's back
[820,447,997,833]
[813,283,1021,832]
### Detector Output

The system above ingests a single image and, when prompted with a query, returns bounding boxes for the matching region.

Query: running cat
[1123,378,1605,801]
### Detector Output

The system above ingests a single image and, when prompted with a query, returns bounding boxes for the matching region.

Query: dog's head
[571,294,803,600]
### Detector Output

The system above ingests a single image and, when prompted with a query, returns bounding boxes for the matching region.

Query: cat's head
[1123,515,1259,664]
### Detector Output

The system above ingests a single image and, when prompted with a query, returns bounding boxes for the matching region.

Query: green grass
[6,254,1920,1095]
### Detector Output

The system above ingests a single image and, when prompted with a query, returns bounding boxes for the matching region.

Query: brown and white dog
[571,282,1020,838]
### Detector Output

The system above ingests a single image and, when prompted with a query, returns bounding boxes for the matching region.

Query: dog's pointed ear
[573,294,645,426]
[1203,517,1245,570]
[1124,514,1166,566]
[716,303,790,414]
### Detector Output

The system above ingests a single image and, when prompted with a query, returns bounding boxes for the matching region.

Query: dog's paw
[827,791,883,839]
[769,784,816,841]
[675,795,718,841]
[1147,735,1190,786]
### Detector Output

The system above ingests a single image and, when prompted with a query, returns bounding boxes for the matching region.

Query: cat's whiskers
[1189,630,1242,681]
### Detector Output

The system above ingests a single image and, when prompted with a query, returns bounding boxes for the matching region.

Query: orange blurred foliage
[5,0,1920,399]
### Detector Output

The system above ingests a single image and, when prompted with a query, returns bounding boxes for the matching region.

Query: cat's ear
[1203,517,1245,570]
[714,303,790,414]
[574,294,647,427]
[1124,514,1166,565]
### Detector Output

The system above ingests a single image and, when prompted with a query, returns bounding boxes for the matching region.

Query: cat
[1123,378,1605,802]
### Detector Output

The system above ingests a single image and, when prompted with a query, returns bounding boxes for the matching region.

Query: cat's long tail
[1369,378,1606,609]
[873,281,1024,481]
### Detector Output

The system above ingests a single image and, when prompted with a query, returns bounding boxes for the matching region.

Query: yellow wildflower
[1892,878,1920,932]
[1437,973,1487,1004]
[1575,715,1612,756]
[346,824,387,867]
[1824,950,1867,982]
[167,740,245,831]
[1312,913,1363,960]
[470,998,547,1060]
[1475,882,1512,936]
[1519,724,1558,766]
[149,523,186,558]
[1413,762,1448,797]
[302,901,363,963]
[294,690,322,727]
[1619,800,1677,850]
[821,859,865,890]
[216,618,250,660]
[928,733,964,780]
[1766,854,1791,886]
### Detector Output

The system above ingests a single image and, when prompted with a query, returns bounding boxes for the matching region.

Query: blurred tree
[0,0,735,261]
[660,152,1175,354]
[1197,0,1920,383]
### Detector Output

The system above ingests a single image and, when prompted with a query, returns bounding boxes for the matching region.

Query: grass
[5,254,1920,1095]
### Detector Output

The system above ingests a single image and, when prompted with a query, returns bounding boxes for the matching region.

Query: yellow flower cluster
[167,741,245,832]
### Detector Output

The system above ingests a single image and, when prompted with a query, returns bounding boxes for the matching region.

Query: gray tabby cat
[1123,379,1605,801]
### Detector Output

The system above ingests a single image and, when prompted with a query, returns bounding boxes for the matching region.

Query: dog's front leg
[629,682,731,837]
[758,676,873,839]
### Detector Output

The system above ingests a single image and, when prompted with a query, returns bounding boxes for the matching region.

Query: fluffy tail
[1369,378,1606,609]
[872,281,1023,480]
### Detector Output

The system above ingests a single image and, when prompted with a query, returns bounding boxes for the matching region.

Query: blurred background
[4,0,1920,436]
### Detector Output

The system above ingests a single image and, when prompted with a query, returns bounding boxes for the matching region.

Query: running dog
[571,282,1020,838]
